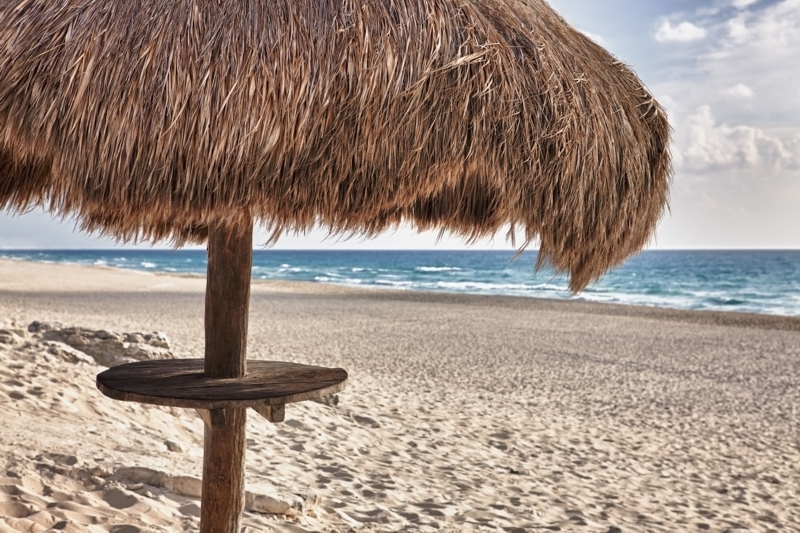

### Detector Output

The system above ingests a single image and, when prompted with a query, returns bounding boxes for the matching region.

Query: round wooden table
[97,359,348,426]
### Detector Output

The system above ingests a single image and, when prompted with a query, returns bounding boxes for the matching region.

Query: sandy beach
[0,258,798,532]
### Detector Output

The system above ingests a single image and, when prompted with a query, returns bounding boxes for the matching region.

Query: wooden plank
[252,404,285,423]
[96,359,348,409]
[200,221,252,533]
[196,408,227,429]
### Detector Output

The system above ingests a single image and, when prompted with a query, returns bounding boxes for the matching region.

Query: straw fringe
[0,0,671,291]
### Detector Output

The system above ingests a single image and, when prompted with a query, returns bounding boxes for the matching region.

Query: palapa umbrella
[0,0,671,530]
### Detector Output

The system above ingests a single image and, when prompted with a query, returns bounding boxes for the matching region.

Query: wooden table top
[96,359,347,409]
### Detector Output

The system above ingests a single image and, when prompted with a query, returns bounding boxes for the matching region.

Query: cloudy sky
[1,0,797,250]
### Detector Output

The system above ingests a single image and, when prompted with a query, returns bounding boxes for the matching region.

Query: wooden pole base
[201,408,247,533]
[201,218,253,533]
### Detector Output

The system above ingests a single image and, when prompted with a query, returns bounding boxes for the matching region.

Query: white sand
[1,259,798,532]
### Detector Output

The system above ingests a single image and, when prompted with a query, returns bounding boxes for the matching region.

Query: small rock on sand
[165,440,184,453]
[311,394,340,407]
[353,414,381,428]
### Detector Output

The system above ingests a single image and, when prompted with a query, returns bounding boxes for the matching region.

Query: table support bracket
[253,404,285,423]
[197,408,227,429]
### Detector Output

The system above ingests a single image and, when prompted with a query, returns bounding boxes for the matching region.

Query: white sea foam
[531,282,567,292]
[415,266,462,272]
[575,293,620,304]
[141,261,157,268]
[580,291,697,310]
[375,279,415,287]
[434,281,544,293]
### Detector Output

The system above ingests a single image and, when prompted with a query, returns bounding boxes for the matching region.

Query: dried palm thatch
[0,0,670,291]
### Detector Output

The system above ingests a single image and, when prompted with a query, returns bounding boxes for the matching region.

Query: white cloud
[680,106,800,170]
[655,1,800,155]
[652,1,800,248]
[655,21,708,42]
[727,15,748,40]
[732,0,760,9]
[725,83,754,98]
[707,1,800,110]
[723,0,800,50]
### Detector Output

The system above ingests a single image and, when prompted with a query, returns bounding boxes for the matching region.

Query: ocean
[1,249,798,317]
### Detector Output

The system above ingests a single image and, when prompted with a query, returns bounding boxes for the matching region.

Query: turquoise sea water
[1,249,799,317]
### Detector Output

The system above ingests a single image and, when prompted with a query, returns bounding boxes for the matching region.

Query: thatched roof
[0,0,670,291]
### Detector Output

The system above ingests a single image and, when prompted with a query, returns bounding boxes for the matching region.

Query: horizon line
[2,247,800,252]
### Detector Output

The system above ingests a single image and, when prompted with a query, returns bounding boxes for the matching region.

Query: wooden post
[201,218,253,533]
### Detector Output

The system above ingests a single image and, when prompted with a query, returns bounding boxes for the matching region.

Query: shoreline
[2,257,800,332]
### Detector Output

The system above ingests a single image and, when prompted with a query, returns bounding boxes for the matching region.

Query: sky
[1,0,798,250]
